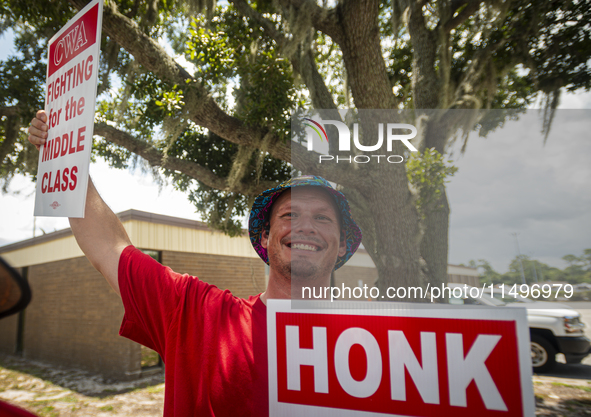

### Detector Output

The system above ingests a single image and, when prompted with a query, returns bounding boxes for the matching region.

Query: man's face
[261,187,346,283]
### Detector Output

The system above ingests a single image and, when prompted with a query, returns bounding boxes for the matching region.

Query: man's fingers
[28,110,49,150]
[36,109,47,123]
[28,123,47,137]
[28,125,47,145]
[31,115,48,133]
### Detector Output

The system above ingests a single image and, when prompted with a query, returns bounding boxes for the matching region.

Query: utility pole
[512,233,527,285]
[531,259,539,283]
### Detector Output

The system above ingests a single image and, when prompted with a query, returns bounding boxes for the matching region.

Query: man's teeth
[291,243,318,251]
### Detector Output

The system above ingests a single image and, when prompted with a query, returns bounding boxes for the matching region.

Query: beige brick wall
[162,251,267,299]
[448,274,479,287]
[0,251,266,380]
[22,257,141,379]
[0,314,18,354]
[334,265,379,300]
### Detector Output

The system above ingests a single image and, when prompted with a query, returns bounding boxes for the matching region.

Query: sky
[445,109,591,272]
[1,29,590,274]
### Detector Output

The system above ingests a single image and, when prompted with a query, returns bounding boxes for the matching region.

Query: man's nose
[293,214,316,233]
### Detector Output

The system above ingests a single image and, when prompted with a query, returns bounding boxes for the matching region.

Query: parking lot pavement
[538,363,591,380]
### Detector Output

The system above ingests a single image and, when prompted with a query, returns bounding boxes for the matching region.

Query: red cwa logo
[47,3,98,77]
[53,22,88,66]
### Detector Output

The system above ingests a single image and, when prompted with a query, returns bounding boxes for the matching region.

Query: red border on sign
[276,313,523,417]
[47,4,98,77]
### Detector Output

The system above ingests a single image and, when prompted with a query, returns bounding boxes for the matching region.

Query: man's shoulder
[122,246,263,304]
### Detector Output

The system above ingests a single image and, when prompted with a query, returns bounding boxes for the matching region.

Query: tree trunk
[420,186,450,287]
[344,164,423,299]
[369,180,424,296]
[327,0,422,293]
[419,117,452,287]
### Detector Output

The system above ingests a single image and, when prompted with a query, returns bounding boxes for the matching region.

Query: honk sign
[267,301,535,417]
[34,0,103,217]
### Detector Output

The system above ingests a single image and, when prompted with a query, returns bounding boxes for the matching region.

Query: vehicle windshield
[447,285,506,306]
[479,292,506,306]
[491,291,534,304]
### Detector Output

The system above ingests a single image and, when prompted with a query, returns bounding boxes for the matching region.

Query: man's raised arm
[28,110,131,296]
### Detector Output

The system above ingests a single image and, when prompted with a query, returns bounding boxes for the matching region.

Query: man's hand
[28,110,48,150]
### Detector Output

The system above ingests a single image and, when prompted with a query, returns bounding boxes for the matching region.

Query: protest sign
[268,300,534,417]
[34,0,103,217]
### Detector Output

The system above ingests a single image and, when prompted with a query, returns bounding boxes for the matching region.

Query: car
[489,287,573,310]
[445,283,591,372]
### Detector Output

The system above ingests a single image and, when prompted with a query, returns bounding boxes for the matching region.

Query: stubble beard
[290,259,321,281]
[279,235,332,283]
[268,249,331,285]
[269,251,320,282]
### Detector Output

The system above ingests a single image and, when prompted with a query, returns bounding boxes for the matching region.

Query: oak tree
[1,0,590,292]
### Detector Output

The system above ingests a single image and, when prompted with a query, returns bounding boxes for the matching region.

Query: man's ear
[261,224,270,249]
[338,233,347,258]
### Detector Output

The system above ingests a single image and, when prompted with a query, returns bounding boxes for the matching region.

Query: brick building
[0,209,478,379]
[0,210,266,380]
[447,263,480,287]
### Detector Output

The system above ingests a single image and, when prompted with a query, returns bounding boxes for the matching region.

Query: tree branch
[450,0,469,15]
[298,49,339,110]
[94,122,276,196]
[70,0,192,83]
[229,0,337,110]
[451,36,509,109]
[443,0,481,33]
[0,107,21,164]
[277,0,344,43]
[68,0,291,164]
[403,0,439,109]
[229,0,284,44]
[0,106,19,118]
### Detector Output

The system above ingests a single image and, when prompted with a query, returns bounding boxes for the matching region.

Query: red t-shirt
[0,401,39,417]
[118,246,268,416]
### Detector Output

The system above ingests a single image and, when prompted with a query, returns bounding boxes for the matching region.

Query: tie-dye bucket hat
[248,175,362,270]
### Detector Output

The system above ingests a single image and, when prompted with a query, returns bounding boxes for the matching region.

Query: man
[27,111,362,416]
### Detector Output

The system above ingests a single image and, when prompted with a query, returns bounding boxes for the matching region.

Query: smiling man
[28,111,362,416]
[250,176,362,302]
